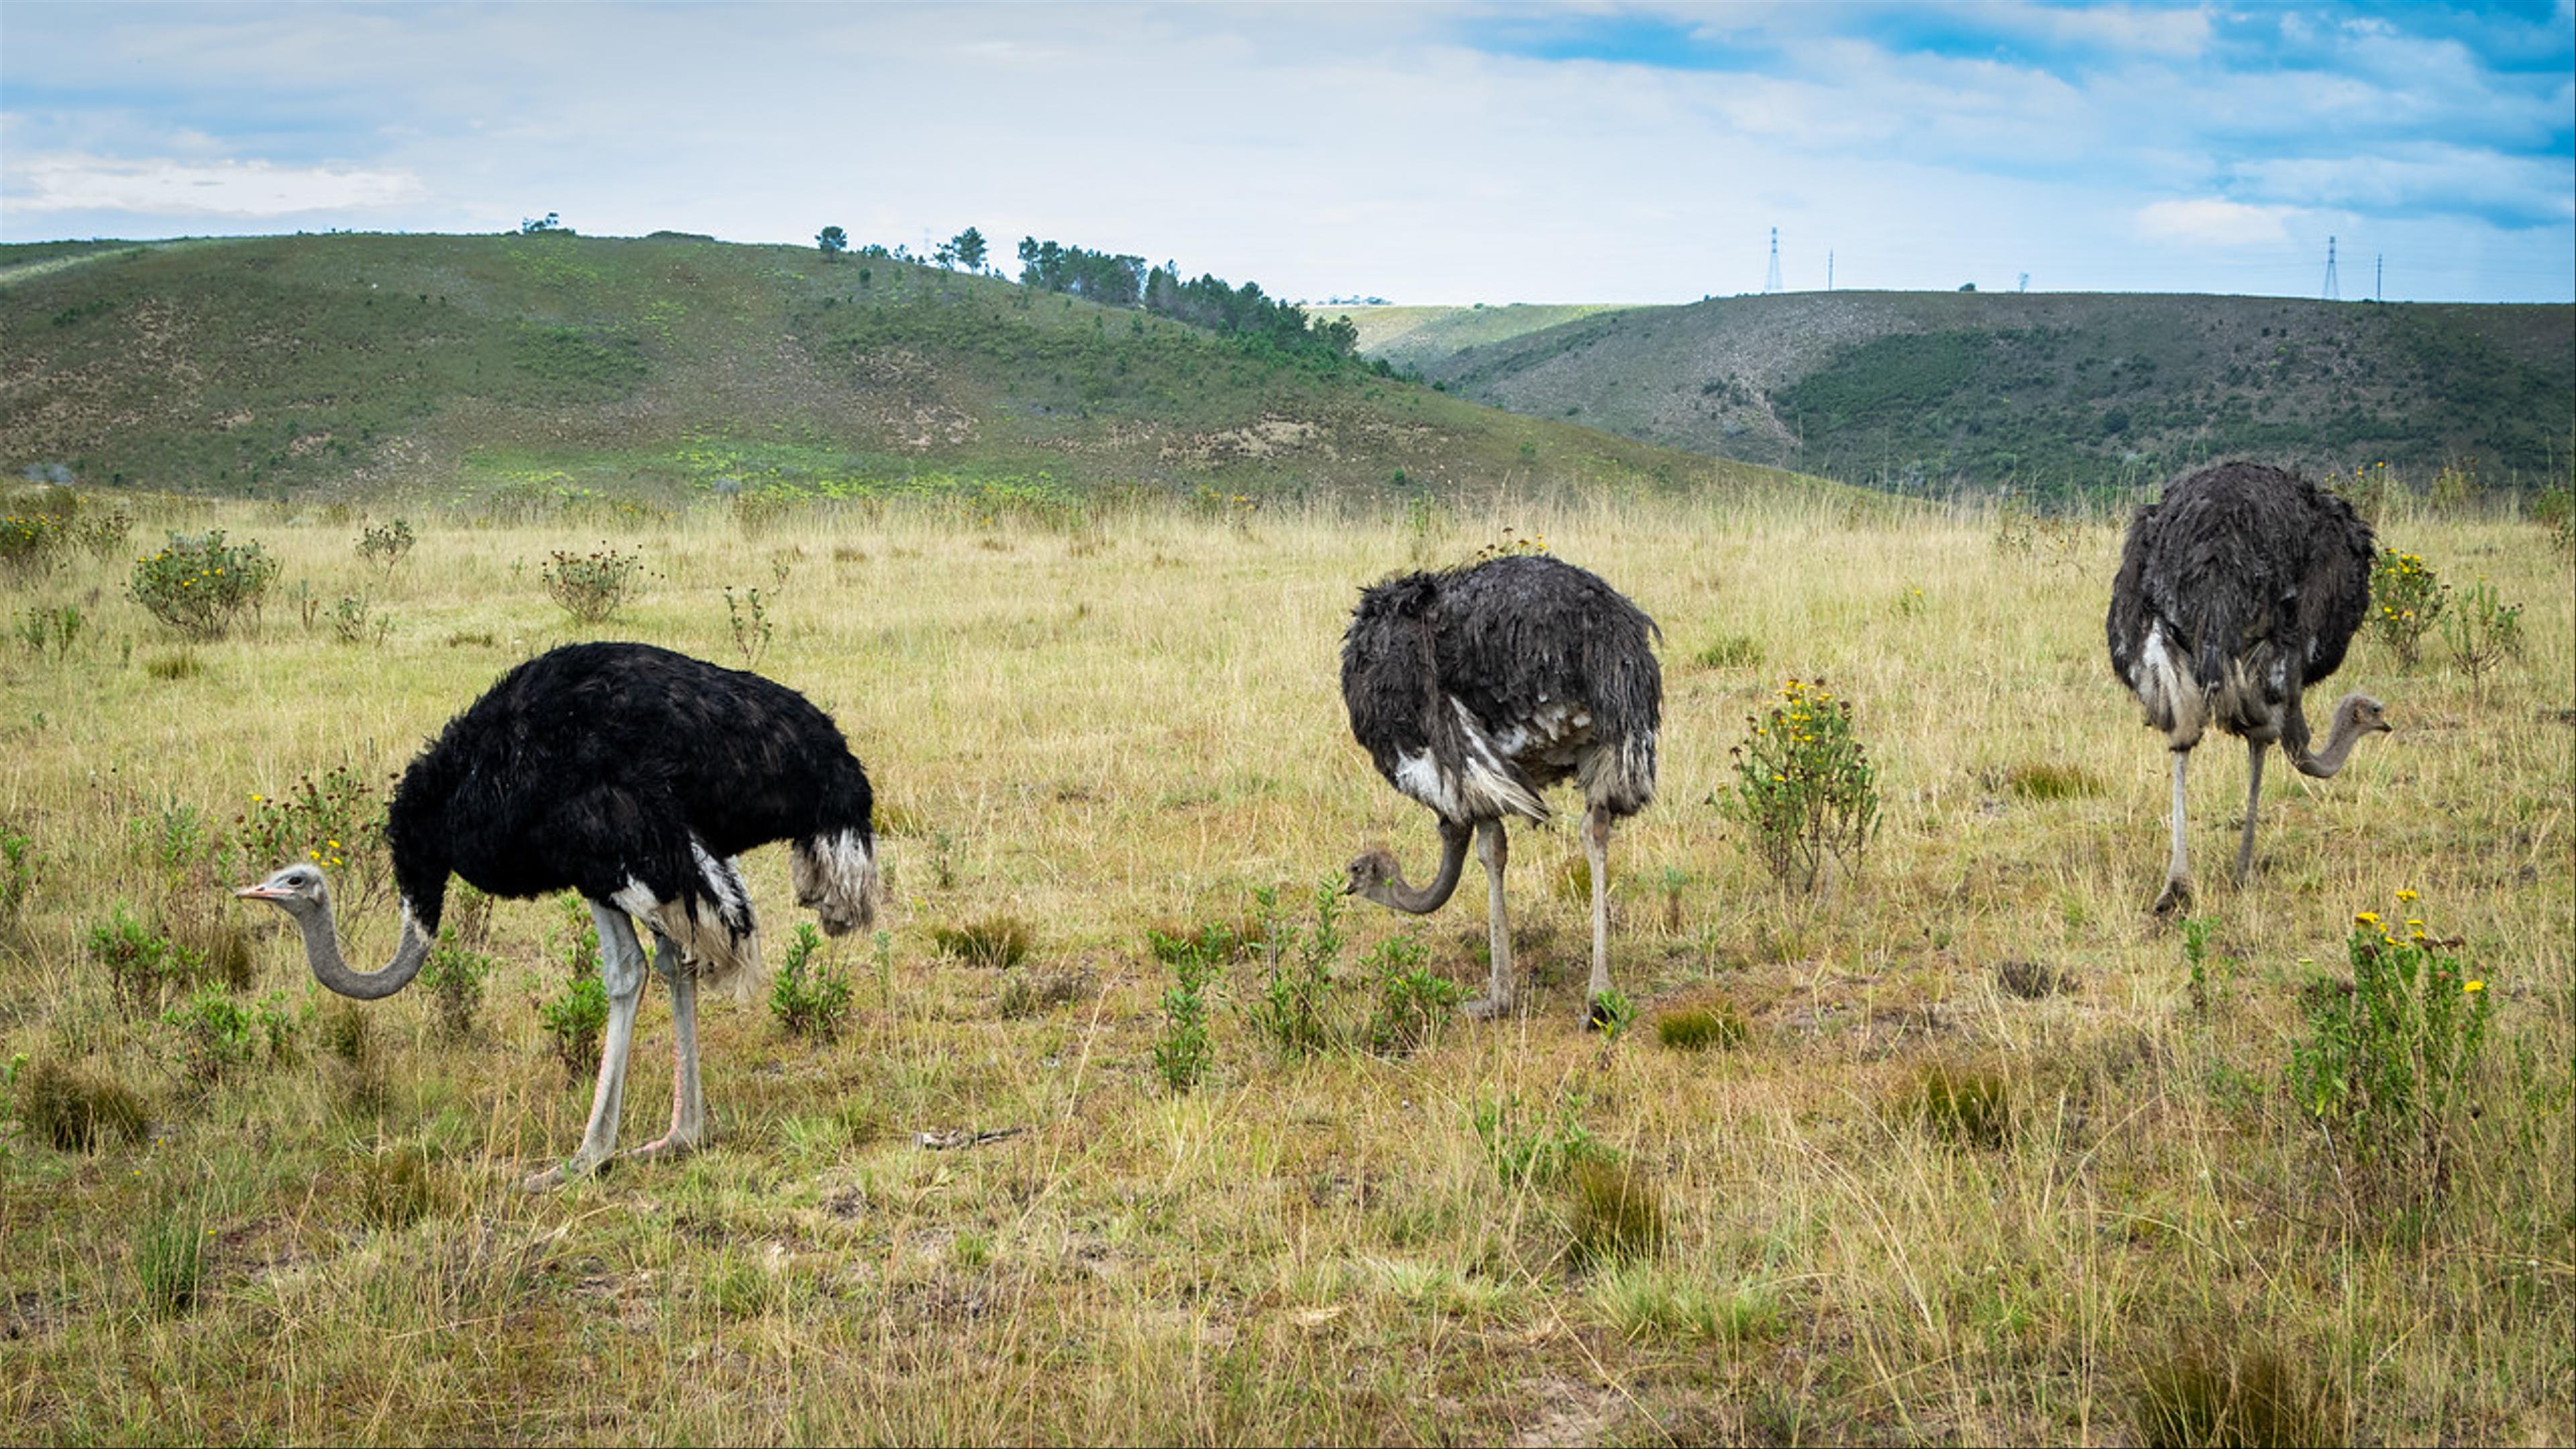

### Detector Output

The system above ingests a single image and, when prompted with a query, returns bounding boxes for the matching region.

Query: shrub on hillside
[127,531,279,639]
[1723,677,1881,892]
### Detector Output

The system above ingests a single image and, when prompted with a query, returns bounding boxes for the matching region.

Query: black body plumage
[384,641,875,945]
[2106,462,2373,745]
[1341,553,1662,823]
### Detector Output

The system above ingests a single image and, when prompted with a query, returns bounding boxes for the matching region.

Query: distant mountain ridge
[0,233,1813,506]
[1387,290,2573,499]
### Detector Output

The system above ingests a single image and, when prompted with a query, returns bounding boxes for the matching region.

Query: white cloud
[2134,198,2298,248]
[11,154,425,216]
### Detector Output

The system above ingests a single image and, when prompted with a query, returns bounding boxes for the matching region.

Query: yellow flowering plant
[127,529,280,639]
[1723,677,1880,892]
[2291,892,2491,1195]
[2365,546,2447,667]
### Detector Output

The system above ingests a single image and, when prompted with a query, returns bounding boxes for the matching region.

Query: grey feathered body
[2106,462,2373,752]
[1341,553,1662,825]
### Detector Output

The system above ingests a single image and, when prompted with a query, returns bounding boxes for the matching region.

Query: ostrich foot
[1462,994,1513,1021]
[624,1128,705,1164]
[522,1150,614,1193]
[2153,879,2192,916]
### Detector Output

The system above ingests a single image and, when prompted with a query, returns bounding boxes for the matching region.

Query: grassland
[0,479,2568,1444]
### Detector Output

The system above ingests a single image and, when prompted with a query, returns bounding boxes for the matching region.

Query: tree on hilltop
[816,225,848,260]
[952,227,987,274]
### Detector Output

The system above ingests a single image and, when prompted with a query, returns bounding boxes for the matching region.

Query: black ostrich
[236,641,878,1189]
[1341,553,1662,1022]
[2106,462,2390,914]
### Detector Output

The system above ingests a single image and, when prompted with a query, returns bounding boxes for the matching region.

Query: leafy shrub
[769,922,853,1042]
[354,517,416,570]
[0,511,66,577]
[2438,579,2522,696]
[2290,896,2491,1196]
[929,914,1034,969]
[421,928,493,1039]
[1656,1005,1748,1051]
[2366,548,2445,667]
[1361,933,1460,1056]
[0,827,32,932]
[1723,677,1881,892]
[164,983,260,1085]
[328,594,388,645]
[537,902,608,1075]
[2534,482,2575,556]
[540,543,648,623]
[1472,1089,1611,1188]
[234,767,386,907]
[16,602,82,661]
[127,530,280,639]
[1896,1061,2015,1148]
[74,508,132,559]
[91,906,203,1017]
[1244,880,1344,1058]
[1152,924,1225,1091]
[17,1057,147,1151]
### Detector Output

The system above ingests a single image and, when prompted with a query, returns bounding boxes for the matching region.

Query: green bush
[769,922,853,1043]
[1244,880,1344,1058]
[1361,933,1460,1056]
[2291,896,2491,1197]
[127,530,280,639]
[421,928,493,1039]
[1723,677,1881,892]
[2366,548,2445,667]
[0,510,67,578]
[1472,1089,1612,1188]
[91,906,203,1017]
[537,901,608,1075]
[540,543,647,623]
[2438,579,2522,696]
[354,517,416,570]
[233,766,386,906]
[164,983,259,1085]
[1150,924,1224,1091]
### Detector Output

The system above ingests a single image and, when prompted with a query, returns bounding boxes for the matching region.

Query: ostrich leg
[629,930,706,1161]
[1464,819,1514,1020]
[2233,739,2267,886]
[526,902,648,1191]
[2153,748,2192,916]
[1582,804,1615,1026]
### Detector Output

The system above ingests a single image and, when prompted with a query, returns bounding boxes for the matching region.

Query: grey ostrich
[1341,553,1662,1022]
[236,643,878,1190]
[2106,462,2390,914]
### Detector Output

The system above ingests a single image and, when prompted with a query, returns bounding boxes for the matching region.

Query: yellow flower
[2395,888,2418,903]
[2355,911,2381,926]
[2464,979,2484,993]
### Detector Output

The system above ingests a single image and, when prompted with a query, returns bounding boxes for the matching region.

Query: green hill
[1408,290,2574,500]
[1322,303,1632,372]
[0,233,1809,507]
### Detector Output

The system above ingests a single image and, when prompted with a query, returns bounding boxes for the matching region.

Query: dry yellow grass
[0,484,2567,1444]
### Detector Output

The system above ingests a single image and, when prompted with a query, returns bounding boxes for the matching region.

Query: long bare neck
[292,901,433,1000]
[2284,692,2376,779]
[1376,824,1472,914]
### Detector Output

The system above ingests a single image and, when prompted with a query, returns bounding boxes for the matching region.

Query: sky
[3,1,2571,305]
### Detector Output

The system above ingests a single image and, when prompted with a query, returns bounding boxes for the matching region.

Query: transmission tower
[1827,250,1833,291]
[2375,253,2383,302]
[1764,227,1782,294]
[2017,272,2030,293]
[2322,235,2340,301]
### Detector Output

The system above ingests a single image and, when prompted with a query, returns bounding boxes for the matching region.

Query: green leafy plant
[2290,894,2491,1197]
[0,827,32,933]
[769,922,853,1043]
[1472,1089,1612,1188]
[1150,924,1226,1091]
[540,543,648,623]
[127,530,280,639]
[537,900,608,1075]
[327,594,389,646]
[2366,547,2446,667]
[1361,932,1460,1056]
[1591,986,1639,1042]
[354,517,416,570]
[2437,579,2522,697]
[163,983,259,1085]
[1723,677,1881,892]
[91,906,203,1017]
[421,927,494,1039]
[234,766,386,908]
[0,510,67,578]
[16,602,81,661]
[1244,879,1345,1058]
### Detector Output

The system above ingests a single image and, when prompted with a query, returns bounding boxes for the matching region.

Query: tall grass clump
[2129,1334,2340,1448]
[17,1057,148,1152]
[1472,1089,1611,1188]
[1656,1004,1748,1051]
[1894,1059,2015,1148]
[133,1198,211,1319]
[928,914,1034,969]
[1564,1157,1666,1265]
[1723,676,1880,892]
[2291,894,2491,1199]
[0,826,32,934]
[127,530,280,639]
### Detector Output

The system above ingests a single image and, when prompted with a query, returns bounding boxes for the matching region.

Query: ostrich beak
[235,883,290,902]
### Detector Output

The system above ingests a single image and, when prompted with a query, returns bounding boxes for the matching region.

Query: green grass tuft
[1896,1060,2015,1148]
[1656,1004,1749,1051]
[19,1057,147,1152]
[1564,1157,1666,1265]
[930,914,1034,969]
[2129,1336,2341,1448]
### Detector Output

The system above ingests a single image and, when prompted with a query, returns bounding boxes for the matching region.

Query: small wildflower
[2395,888,2418,903]
[2464,979,2485,994]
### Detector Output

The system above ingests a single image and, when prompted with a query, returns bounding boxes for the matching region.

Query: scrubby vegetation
[0,480,2563,1444]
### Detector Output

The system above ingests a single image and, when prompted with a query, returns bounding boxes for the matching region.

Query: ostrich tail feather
[792,828,879,939]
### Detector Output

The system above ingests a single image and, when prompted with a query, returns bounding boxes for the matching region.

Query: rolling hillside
[1405,290,2574,500]
[1324,303,1631,373]
[0,233,1809,507]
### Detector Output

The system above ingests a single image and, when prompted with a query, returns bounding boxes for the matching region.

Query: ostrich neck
[1381,824,1472,914]
[2283,693,2371,780]
[293,902,432,1000]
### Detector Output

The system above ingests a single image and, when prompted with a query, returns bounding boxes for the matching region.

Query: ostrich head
[1344,825,1471,915]
[235,862,331,919]
[2337,694,2392,737]
[234,861,432,1000]
[1345,848,1403,902]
